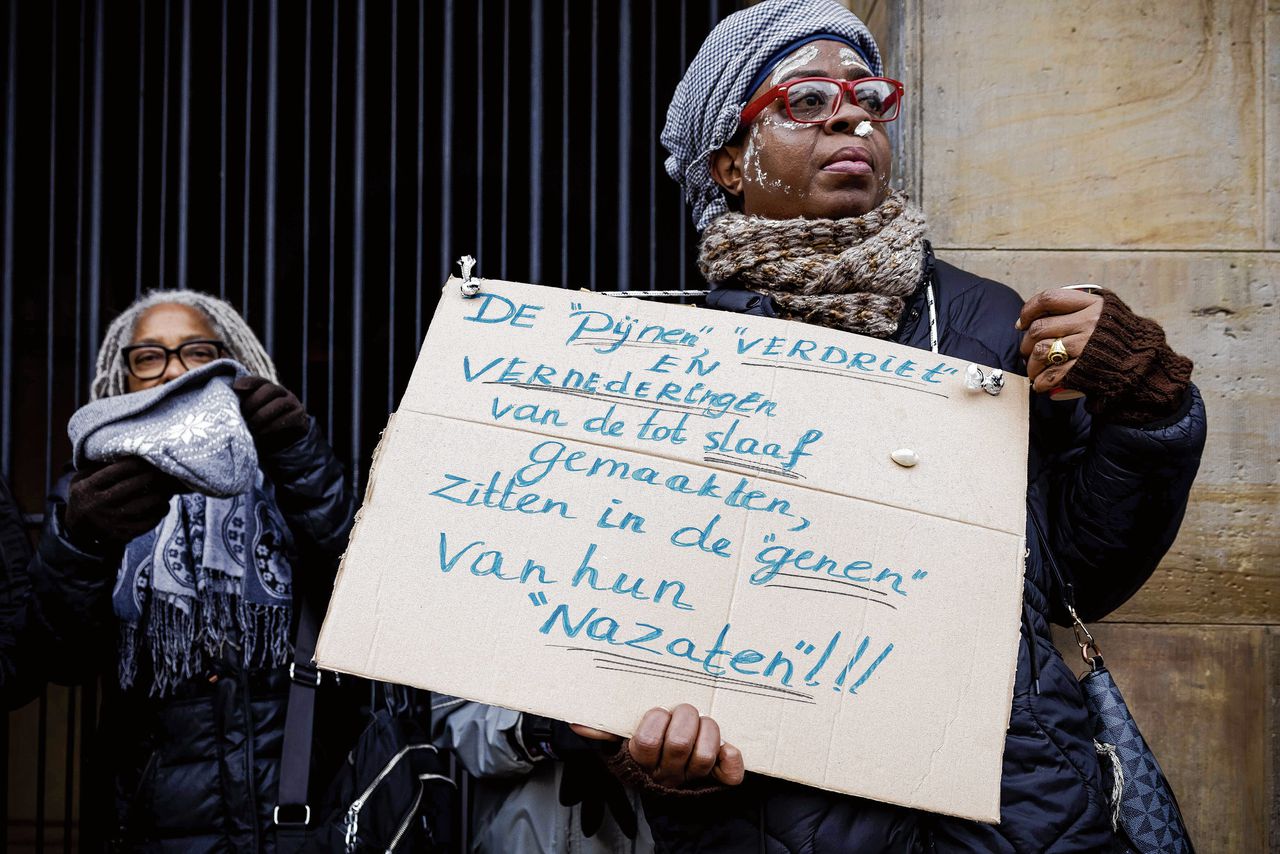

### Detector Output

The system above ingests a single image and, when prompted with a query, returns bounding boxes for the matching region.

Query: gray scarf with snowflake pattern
[69,360,294,695]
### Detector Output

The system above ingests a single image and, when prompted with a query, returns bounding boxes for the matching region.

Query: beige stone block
[845,0,891,49]
[921,0,1266,250]
[941,249,1278,623]
[1268,0,1279,247]
[1051,624,1275,853]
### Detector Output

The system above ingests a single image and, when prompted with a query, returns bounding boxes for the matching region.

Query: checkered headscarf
[662,0,882,231]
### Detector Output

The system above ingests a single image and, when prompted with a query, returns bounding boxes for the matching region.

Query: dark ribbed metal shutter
[0,1,748,847]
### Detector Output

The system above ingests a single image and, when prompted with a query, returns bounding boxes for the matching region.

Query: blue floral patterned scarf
[113,474,295,695]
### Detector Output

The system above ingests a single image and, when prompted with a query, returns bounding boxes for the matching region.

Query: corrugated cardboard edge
[983,534,1028,824]
[973,423,1032,823]
[314,411,397,667]
[965,408,1031,824]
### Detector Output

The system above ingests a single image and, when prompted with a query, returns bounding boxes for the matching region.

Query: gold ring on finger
[1046,338,1070,366]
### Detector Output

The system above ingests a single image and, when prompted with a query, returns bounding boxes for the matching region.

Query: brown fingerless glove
[1066,291,1193,426]
[603,740,728,799]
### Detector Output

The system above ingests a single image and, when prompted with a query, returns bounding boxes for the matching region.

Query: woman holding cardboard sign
[573,1,1206,852]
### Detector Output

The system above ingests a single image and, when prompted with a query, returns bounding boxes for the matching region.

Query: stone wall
[849,1,1278,849]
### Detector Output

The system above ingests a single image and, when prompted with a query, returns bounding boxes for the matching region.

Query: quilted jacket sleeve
[1,475,48,707]
[1040,385,1207,622]
[26,473,119,683]
[641,776,930,854]
[949,271,1209,624]
[261,416,356,563]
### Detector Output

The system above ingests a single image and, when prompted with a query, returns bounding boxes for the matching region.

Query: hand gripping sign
[316,276,1029,823]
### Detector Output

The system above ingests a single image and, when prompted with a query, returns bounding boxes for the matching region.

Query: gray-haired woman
[574,1,1206,852]
[29,290,356,851]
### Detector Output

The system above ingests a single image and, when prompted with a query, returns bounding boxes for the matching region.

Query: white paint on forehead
[769,44,821,87]
[839,47,870,71]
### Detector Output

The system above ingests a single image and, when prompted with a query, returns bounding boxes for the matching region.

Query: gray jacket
[433,699,655,854]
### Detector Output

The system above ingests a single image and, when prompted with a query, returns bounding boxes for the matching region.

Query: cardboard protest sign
[316,277,1029,822]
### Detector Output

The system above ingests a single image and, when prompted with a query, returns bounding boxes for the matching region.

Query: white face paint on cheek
[742,129,759,182]
[769,44,820,86]
[742,122,796,196]
[762,112,805,132]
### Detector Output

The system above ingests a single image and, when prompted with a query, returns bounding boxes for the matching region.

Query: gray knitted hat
[662,0,882,232]
[68,359,259,498]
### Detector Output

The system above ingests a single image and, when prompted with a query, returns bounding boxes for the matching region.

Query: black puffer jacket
[1,473,45,708]
[641,252,1206,853]
[29,419,357,853]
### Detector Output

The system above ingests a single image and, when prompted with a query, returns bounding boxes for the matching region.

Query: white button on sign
[891,448,919,468]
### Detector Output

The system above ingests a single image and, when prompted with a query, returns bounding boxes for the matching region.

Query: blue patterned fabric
[661,0,881,231]
[69,359,258,498]
[69,359,294,696]
[1081,662,1194,854]
[111,475,295,696]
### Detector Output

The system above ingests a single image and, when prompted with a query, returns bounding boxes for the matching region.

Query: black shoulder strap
[703,287,778,317]
[1027,508,1073,615]
[275,596,322,845]
[1027,507,1103,670]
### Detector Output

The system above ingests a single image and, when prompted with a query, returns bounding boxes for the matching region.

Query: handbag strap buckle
[289,661,322,686]
[1067,603,1102,665]
[273,803,311,827]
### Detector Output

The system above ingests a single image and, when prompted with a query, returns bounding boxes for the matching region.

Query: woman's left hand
[233,376,310,453]
[1016,288,1104,393]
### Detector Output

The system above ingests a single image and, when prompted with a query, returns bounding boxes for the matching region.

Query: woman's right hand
[573,703,746,788]
[64,458,180,551]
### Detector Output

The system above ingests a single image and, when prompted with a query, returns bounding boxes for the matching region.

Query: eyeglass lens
[785,79,897,122]
[128,341,223,379]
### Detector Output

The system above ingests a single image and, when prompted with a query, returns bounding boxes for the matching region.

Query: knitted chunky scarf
[697,191,927,338]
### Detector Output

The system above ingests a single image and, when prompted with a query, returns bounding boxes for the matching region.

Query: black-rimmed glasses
[121,340,227,380]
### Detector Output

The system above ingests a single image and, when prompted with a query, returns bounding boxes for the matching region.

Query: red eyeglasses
[740,76,905,127]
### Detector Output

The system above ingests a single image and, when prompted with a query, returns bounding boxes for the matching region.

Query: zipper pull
[343,805,360,853]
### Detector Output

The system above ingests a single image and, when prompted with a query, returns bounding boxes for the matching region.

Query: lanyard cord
[926,282,938,354]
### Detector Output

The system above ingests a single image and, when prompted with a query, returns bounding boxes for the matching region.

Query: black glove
[232,376,310,454]
[64,458,181,552]
[520,715,638,839]
[520,714,599,762]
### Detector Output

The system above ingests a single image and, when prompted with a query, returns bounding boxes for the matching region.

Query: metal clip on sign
[964,363,1005,396]
[458,255,481,298]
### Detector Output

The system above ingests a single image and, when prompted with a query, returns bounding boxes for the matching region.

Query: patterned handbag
[1031,512,1195,854]
[1075,622,1192,854]
[1077,654,1194,854]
